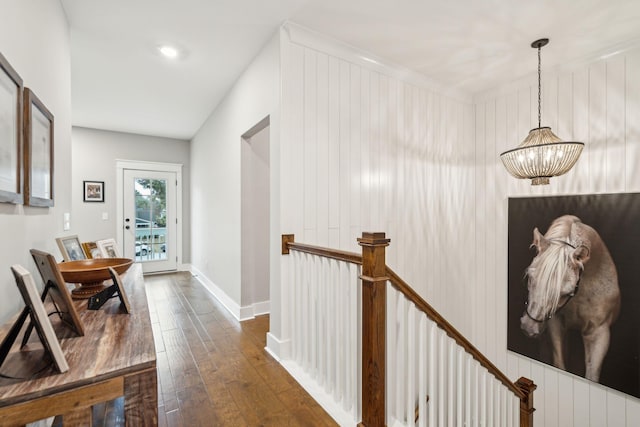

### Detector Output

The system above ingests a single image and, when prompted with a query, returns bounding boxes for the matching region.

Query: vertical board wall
[279,26,476,350]
[278,25,640,426]
[475,46,640,426]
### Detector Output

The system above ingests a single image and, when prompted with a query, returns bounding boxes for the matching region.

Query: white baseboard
[265,332,291,361]
[279,360,359,426]
[189,265,270,322]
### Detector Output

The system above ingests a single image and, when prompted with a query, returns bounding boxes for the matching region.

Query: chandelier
[500,39,584,185]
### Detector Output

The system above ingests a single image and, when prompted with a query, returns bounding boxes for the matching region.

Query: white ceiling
[61,0,640,140]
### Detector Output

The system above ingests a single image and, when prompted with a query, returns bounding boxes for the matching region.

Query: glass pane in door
[134,178,167,262]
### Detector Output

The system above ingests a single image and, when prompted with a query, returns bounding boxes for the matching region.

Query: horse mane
[528,215,580,314]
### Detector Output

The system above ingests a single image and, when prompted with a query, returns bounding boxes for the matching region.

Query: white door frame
[116,160,183,270]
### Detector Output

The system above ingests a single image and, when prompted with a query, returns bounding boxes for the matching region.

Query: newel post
[358,232,390,427]
[516,376,537,427]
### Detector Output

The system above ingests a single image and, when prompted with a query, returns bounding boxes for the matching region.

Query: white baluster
[328,258,337,395]
[310,255,318,377]
[317,255,324,379]
[406,302,416,426]
[464,356,471,427]
[480,370,487,427]
[448,340,455,427]
[386,285,398,424]
[427,321,437,427]
[396,294,406,422]
[456,348,464,427]
[437,329,445,427]
[418,313,427,427]
[295,251,303,364]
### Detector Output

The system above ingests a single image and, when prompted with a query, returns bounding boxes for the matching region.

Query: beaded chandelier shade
[500,39,584,186]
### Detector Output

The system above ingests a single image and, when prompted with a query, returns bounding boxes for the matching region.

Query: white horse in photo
[520,215,620,382]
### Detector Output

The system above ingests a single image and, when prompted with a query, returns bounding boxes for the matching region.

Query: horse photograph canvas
[507,193,640,399]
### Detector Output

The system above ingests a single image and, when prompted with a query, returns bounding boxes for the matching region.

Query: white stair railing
[281,233,535,427]
[387,283,521,426]
[285,243,362,424]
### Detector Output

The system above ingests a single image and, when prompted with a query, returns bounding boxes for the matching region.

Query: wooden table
[0,263,157,426]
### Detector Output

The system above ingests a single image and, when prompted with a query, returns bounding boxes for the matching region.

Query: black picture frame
[0,52,23,204]
[83,180,104,202]
[507,193,640,399]
[24,88,54,207]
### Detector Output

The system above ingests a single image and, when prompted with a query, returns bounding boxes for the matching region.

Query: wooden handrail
[281,234,363,265]
[385,266,526,400]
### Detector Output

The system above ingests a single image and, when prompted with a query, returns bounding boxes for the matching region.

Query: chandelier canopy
[499,39,584,186]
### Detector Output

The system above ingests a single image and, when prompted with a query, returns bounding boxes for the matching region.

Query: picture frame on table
[0,52,24,204]
[10,264,69,373]
[56,235,86,261]
[81,241,102,259]
[96,238,120,258]
[83,180,104,202]
[23,88,54,207]
[108,267,131,314]
[29,249,85,336]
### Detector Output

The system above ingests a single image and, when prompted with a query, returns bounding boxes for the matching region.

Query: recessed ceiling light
[159,45,179,59]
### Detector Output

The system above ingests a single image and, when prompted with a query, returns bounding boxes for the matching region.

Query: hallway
[145,272,337,426]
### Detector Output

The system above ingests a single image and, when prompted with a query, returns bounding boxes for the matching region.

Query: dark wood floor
[145,271,337,427]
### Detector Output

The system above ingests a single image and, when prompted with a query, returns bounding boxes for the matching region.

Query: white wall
[71,127,191,262]
[0,0,71,322]
[190,32,281,320]
[276,24,640,426]
[241,125,270,312]
[276,24,476,357]
[473,46,640,427]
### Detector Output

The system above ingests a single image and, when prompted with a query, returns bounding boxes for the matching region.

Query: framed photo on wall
[24,88,54,207]
[0,52,23,204]
[83,180,104,202]
[508,193,640,399]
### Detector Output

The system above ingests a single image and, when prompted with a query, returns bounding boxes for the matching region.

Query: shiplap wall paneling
[474,101,488,356]
[338,60,351,250]
[608,389,626,427]
[626,49,640,190]
[360,69,372,232]
[476,46,640,426]
[606,56,626,193]
[485,99,498,365]
[557,373,574,427]
[316,52,330,247]
[571,68,590,195]
[627,394,640,427]
[589,60,608,194]
[284,43,305,239]
[348,63,362,249]
[304,48,318,244]
[494,95,509,372]
[328,56,340,249]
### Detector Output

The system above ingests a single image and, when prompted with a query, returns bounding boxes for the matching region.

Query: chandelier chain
[537,44,542,129]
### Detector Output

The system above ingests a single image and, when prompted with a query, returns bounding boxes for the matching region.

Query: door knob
[125,225,130,230]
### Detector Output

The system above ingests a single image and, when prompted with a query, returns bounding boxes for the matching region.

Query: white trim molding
[115,159,184,270]
[190,265,270,322]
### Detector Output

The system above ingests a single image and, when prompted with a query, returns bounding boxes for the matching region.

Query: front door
[122,169,177,273]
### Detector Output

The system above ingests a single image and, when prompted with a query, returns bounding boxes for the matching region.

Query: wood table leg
[124,367,158,426]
